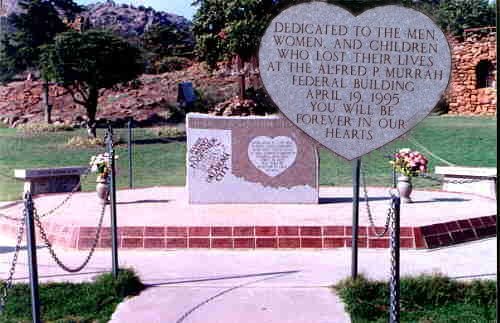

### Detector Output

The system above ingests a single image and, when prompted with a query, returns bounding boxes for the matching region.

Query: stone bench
[15,167,88,195]
[434,166,497,199]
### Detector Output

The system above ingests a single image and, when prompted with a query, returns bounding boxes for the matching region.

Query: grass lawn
[0,269,144,323]
[334,274,496,323]
[0,116,496,201]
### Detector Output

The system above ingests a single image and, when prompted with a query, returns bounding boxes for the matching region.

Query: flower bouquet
[390,148,428,203]
[90,153,118,203]
[90,153,112,183]
[389,148,428,177]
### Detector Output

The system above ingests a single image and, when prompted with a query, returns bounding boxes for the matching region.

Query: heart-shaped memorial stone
[248,136,298,177]
[259,2,451,160]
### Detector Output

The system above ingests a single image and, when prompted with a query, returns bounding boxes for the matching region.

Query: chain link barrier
[361,164,392,237]
[388,189,401,323]
[0,205,27,313]
[35,166,93,219]
[359,165,401,322]
[0,165,92,223]
[33,201,107,273]
[0,212,22,222]
[0,133,111,312]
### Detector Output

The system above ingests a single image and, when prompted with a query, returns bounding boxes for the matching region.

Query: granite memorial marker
[259,2,451,160]
[187,113,318,204]
[15,167,88,195]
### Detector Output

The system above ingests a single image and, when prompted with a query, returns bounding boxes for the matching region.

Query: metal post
[127,118,133,189]
[389,190,401,323]
[392,167,397,189]
[351,158,361,279]
[24,192,41,323]
[106,125,119,278]
[42,81,52,124]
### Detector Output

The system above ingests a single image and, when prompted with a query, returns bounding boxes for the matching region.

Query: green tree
[142,24,193,58]
[41,30,145,137]
[0,0,82,79]
[192,0,403,97]
[192,0,407,68]
[435,0,496,37]
[0,0,82,123]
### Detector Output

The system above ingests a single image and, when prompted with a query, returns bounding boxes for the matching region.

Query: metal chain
[0,206,27,313]
[418,173,488,185]
[33,201,106,273]
[35,166,93,219]
[0,213,22,222]
[361,164,392,237]
[0,165,93,222]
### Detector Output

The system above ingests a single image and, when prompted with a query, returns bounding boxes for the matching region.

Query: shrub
[147,126,186,139]
[65,134,124,148]
[432,96,449,115]
[17,122,74,134]
[65,136,105,148]
[334,274,497,323]
[92,268,144,299]
[245,87,279,115]
[0,269,145,322]
[154,56,191,74]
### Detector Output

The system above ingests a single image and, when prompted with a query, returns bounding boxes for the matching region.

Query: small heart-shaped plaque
[259,2,451,160]
[248,136,298,177]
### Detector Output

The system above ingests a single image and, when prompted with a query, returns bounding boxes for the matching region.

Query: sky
[74,0,496,20]
[76,0,197,19]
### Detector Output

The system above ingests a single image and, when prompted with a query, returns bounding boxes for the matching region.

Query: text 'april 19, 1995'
[259,2,451,160]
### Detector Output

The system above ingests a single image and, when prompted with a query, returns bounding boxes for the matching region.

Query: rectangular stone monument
[186,113,318,204]
[15,167,88,195]
[435,166,497,199]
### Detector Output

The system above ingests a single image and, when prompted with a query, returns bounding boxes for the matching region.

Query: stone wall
[447,29,496,116]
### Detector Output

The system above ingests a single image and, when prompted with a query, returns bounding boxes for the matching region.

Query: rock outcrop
[0,0,193,40]
[82,1,192,39]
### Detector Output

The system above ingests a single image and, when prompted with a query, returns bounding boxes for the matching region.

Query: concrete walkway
[0,235,496,323]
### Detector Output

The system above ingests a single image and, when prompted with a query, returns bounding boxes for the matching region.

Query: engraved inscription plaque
[248,136,298,177]
[259,2,451,160]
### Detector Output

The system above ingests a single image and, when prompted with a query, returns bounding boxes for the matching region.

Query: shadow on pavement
[146,270,301,287]
[117,199,170,205]
[410,198,470,204]
[320,196,390,204]
[0,245,45,255]
[172,270,300,323]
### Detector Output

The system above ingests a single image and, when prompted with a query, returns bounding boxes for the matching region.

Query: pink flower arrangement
[390,148,428,177]
[217,30,228,40]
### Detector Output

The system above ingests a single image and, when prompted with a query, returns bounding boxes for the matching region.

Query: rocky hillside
[82,1,192,39]
[0,64,240,128]
[0,0,192,39]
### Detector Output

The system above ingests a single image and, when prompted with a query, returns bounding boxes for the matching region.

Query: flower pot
[96,181,109,204]
[397,175,413,203]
